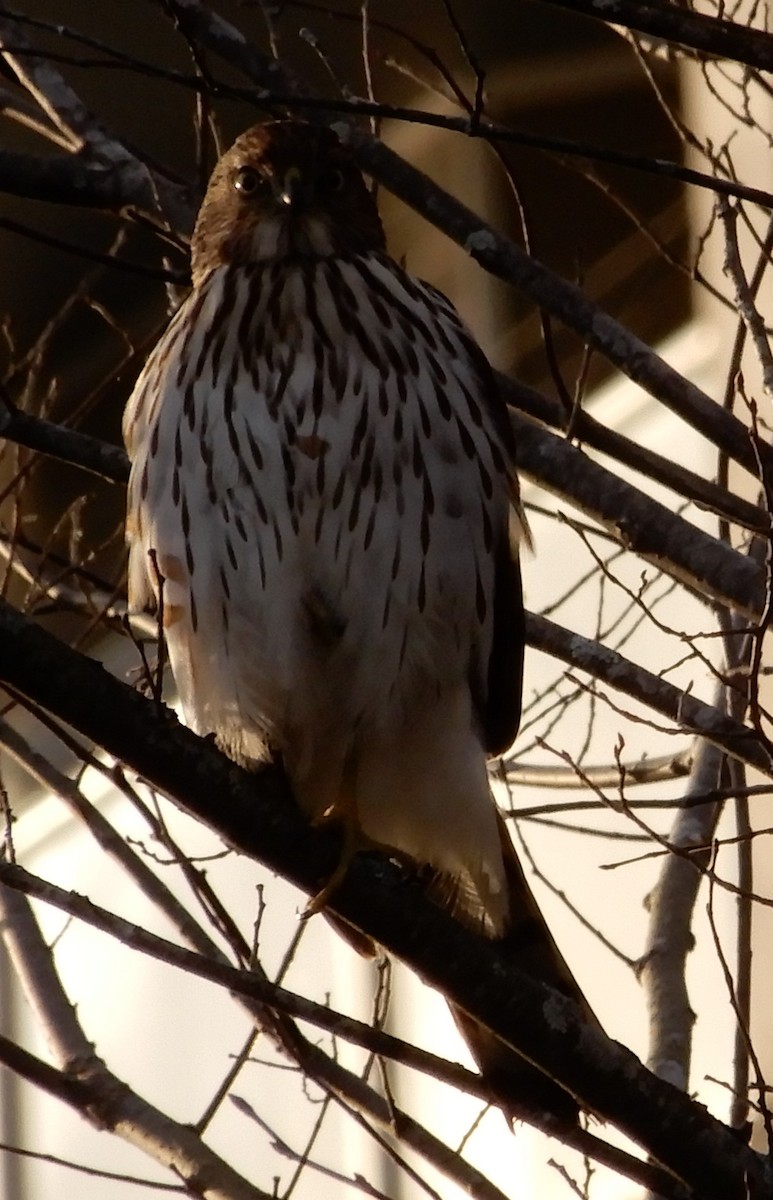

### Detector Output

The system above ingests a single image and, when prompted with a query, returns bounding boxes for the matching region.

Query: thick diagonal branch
[0,597,766,1197]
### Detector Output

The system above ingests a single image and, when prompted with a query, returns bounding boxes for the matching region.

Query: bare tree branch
[156,0,773,477]
[0,595,766,1196]
[0,6,771,1195]
[0,399,130,483]
[639,737,724,1097]
[0,400,764,625]
[0,879,270,1200]
[537,0,773,73]
[0,859,700,1200]
[0,11,194,229]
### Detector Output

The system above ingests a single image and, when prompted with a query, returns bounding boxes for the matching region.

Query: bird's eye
[325,167,345,193]
[233,166,262,195]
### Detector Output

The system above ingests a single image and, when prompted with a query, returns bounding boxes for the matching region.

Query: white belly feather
[124,254,513,932]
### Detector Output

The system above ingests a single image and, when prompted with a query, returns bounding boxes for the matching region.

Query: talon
[311,802,338,827]
[304,861,349,918]
[304,793,362,916]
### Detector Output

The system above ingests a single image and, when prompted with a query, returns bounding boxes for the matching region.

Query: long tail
[325,805,597,1123]
[450,810,597,1123]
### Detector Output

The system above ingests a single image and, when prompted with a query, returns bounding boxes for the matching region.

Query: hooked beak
[277,166,303,209]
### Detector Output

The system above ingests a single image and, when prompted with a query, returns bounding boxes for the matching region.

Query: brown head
[190,121,386,284]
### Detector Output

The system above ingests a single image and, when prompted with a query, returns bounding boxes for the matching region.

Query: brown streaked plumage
[124,120,596,1122]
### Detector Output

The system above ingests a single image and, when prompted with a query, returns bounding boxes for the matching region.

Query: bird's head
[190,121,386,283]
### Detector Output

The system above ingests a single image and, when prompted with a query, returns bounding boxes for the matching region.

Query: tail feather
[451,1003,581,1123]
[450,810,596,1123]
[496,809,596,1024]
[325,806,596,1123]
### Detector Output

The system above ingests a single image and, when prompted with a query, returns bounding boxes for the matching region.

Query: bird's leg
[304,769,411,917]
[304,790,364,917]
[302,746,416,919]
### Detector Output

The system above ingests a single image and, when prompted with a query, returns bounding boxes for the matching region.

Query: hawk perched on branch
[124,120,592,1120]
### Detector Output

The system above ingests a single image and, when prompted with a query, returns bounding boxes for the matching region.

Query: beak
[277,166,303,209]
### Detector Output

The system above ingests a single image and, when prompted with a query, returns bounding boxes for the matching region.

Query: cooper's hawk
[124,121,593,1120]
